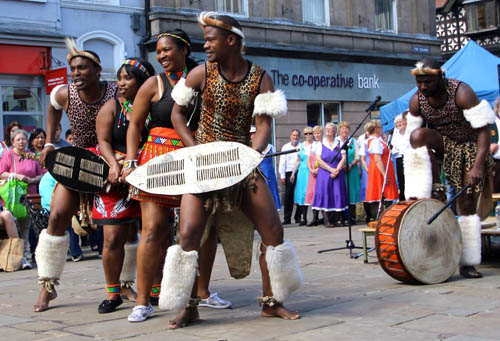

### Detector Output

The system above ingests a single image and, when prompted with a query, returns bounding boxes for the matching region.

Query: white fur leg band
[35,230,69,290]
[253,90,287,118]
[458,214,481,266]
[50,84,65,111]
[265,240,303,303]
[406,113,423,133]
[403,146,432,199]
[463,100,496,129]
[171,78,197,107]
[119,241,138,287]
[159,245,198,311]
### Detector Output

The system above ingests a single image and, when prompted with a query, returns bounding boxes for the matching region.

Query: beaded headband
[65,37,102,68]
[411,62,446,76]
[122,59,151,77]
[197,11,245,40]
[157,33,191,48]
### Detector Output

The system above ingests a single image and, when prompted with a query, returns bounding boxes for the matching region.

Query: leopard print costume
[418,78,493,194]
[67,82,117,148]
[196,61,265,146]
[417,79,477,143]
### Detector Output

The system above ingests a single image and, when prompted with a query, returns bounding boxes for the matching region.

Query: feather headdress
[411,61,445,76]
[197,11,245,41]
[64,37,101,68]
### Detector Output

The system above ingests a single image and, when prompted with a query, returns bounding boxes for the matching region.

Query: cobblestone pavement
[1,221,500,340]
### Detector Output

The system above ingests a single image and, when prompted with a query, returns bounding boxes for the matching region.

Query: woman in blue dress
[291,126,313,225]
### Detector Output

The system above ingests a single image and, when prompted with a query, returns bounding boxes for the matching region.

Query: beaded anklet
[150,284,161,298]
[106,284,121,296]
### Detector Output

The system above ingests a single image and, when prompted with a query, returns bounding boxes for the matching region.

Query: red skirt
[89,148,141,225]
[130,127,185,208]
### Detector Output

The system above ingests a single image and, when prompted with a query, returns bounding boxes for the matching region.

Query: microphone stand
[318,96,381,258]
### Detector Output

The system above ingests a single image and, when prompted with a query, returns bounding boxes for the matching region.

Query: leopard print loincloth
[442,135,494,194]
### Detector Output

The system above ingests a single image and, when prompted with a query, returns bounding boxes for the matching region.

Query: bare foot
[121,286,137,302]
[168,307,200,329]
[261,304,300,320]
[33,287,57,312]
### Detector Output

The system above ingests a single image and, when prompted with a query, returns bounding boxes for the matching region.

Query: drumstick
[426,183,471,225]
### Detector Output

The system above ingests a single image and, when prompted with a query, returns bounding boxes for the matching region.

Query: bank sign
[247,56,415,102]
[190,53,415,102]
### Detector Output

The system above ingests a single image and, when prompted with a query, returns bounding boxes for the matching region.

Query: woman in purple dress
[312,123,348,227]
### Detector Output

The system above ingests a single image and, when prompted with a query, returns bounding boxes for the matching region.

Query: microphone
[365,96,382,112]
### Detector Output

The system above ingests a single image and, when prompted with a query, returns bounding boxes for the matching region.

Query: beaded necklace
[117,100,133,128]
[166,66,187,84]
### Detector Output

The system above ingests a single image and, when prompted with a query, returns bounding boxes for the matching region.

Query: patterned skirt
[89,148,141,225]
[130,127,184,208]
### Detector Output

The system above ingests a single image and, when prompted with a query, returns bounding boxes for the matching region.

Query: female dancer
[124,31,231,321]
[93,58,155,313]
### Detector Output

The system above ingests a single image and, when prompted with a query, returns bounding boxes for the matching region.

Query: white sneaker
[128,304,154,322]
[199,293,232,309]
[22,257,32,270]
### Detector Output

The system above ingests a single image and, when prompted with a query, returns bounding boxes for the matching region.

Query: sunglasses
[304,132,312,135]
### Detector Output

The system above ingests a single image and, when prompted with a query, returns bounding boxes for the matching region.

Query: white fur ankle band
[265,240,303,303]
[253,90,287,118]
[171,78,198,107]
[119,241,138,286]
[463,100,495,129]
[458,214,481,266]
[404,146,432,199]
[35,230,70,289]
[159,245,198,312]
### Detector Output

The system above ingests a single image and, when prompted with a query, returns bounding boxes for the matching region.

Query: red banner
[45,67,68,94]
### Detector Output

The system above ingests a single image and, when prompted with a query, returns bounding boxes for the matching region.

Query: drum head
[398,199,462,284]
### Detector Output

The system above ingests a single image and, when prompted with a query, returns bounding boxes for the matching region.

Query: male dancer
[167,12,302,329]
[404,57,494,278]
[33,39,123,312]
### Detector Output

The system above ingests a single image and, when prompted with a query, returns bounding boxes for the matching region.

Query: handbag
[0,238,24,272]
[0,152,28,219]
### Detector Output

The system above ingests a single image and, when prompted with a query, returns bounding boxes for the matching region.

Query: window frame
[215,0,249,17]
[463,0,498,33]
[306,101,342,127]
[375,0,398,33]
[302,0,330,26]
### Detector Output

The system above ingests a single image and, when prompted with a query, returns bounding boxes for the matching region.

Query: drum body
[375,199,462,284]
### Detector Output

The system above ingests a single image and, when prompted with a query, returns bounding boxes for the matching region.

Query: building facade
[436,0,500,58]
[145,0,440,148]
[0,0,145,138]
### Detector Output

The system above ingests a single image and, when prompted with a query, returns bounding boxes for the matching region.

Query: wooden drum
[375,199,462,284]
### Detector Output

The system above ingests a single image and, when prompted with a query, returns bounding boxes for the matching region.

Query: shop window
[303,0,329,26]
[375,0,397,33]
[464,0,498,32]
[216,0,248,16]
[1,86,44,135]
[306,102,341,127]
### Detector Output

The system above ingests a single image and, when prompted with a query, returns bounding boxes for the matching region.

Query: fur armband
[171,78,197,107]
[463,100,496,129]
[253,90,287,118]
[50,84,65,111]
[406,113,423,133]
